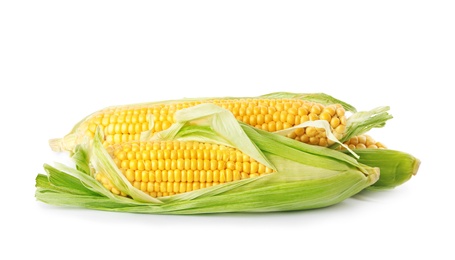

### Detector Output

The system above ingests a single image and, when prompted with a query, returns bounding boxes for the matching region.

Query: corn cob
[96,140,274,198]
[49,97,347,152]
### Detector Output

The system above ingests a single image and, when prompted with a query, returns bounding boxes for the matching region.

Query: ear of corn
[36,104,382,214]
[96,140,275,198]
[49,92,360,153]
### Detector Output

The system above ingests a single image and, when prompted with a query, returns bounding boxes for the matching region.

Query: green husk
[342,149,420,189]
[340,106,393,144]
[36,104,380,214]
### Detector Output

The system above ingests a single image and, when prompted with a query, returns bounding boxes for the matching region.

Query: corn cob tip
[48,134,76,152]
[412,158,421,176]
[49,138,63,152]
[367,167,381,186]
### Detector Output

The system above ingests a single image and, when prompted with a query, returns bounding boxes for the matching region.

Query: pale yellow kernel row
[115,158,269,173]
[122,167,272,184]
[96,169,270,198]
[339,135,387,150]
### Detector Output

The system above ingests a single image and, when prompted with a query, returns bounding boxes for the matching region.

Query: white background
[1,1,454,259]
